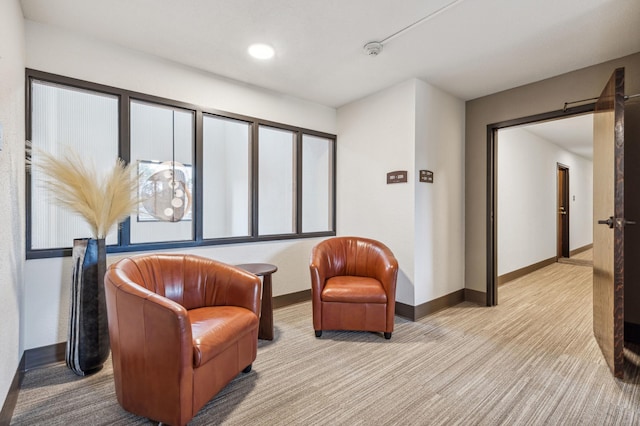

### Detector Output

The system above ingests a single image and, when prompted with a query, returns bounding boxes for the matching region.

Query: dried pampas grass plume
[36,147,139,239]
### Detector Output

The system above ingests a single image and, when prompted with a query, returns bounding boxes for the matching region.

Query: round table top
[236,263,278,276]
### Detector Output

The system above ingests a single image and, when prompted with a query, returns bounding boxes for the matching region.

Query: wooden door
[593,68,625,378]
[557,165,570,258]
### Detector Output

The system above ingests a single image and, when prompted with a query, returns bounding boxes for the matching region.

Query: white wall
[337,79,465,306]
[567,151,593,251]
[0,0,25,406]
[497,127,593,276]
[337,80,417,304]
[414,80,465,305]
[23,21,337,349]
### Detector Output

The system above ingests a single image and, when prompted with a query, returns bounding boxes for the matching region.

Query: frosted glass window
[30,80,119,249]
[202,115,251,239]
[302,135,334,232]
[129,100,194,243]
[258,126,296,235]
[26,71,336,259]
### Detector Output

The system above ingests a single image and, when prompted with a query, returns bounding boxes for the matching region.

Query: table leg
[258,274,274,340]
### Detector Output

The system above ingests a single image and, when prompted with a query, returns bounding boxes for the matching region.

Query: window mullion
[251,122,260,238]
[194,110,203,242]
[118,94,131,247]
[296,131,303,234]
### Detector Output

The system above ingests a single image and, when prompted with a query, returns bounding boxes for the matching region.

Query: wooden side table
[236,263,277,340]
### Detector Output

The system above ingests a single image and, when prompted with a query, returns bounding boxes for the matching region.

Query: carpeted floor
[11,258,640,425]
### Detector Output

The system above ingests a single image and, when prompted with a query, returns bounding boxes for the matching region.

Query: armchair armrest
[309,243,342,293]
[104,269,194,415]
[309,259,327,295]
[206,263,262,317]
[372,248,399,298]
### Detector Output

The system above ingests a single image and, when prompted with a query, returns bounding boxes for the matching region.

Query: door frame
[486,104,594,306]
[557,163,570,259]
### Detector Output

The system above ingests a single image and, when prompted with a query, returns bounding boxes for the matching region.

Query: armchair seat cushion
[189,306,259,368]
[322,276,387,304]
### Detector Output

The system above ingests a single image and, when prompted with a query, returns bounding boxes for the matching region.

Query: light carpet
[11,260,640,425]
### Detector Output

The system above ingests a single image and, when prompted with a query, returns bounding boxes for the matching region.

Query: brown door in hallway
[557,164,570,259]
[593,68,626,378]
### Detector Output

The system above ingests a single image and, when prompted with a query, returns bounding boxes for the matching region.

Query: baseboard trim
[275,287,484,323]
[396,289,466,321]
[17,286,490,373]
[464,288,486,306]
[498,256,557,286]
[394,302,414,321]
[24,342,66,371]
[11,290,331,370]
[570,243,593,257]
[273,289,311,309]
[0,353,25,426]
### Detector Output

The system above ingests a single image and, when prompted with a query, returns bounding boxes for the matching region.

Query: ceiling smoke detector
[363,41,383,57]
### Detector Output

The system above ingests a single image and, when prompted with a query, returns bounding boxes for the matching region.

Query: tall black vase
[66,238,110,376]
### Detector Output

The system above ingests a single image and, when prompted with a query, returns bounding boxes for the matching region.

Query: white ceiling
[520,114,594,160]
[19,0,640,108]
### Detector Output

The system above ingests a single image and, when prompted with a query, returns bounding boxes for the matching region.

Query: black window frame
[26,69,336,259]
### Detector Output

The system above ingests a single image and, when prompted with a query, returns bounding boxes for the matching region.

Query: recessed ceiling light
[248,43,275,60]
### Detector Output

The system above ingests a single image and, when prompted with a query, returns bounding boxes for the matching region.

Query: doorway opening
[486,104,594,306]
[557,164,570,259]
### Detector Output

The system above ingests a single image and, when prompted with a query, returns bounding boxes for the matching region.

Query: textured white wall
[23,21,336,350]
[497,127,593,276]
[0,0,25,407]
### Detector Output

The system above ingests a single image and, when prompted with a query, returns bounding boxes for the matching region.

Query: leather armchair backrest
[109,254,256,311]
[311,236,397,281]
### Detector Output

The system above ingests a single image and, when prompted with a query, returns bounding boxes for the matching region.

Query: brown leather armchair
[310,236,398,339]
[104,254,261,426]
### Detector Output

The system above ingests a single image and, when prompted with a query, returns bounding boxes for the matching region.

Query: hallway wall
[497,126,592,276]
